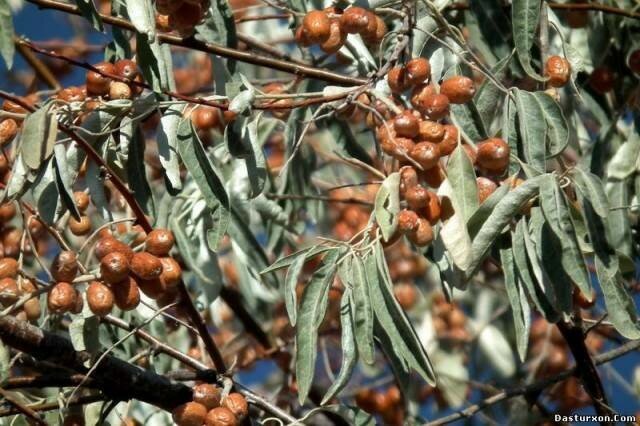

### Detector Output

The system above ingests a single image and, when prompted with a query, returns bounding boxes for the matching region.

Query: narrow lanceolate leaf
[350,256,374,365]
[475,54,511,125]
[126,125,155,216]
[157,104,184,192]
[512,0,544,80]
[468,174,545,277]
[73,0,103,31]
[467,183,509,239]
[538,175,591,298]
[53,145,82,221]
[533,92,569,157]
[502,96,521,176]
[366,244,436,385]
[20,102,58,172]
[374,172,400,242]
[500,246,530,361]
[607,130,640,180]
[572,168,609,217]
[125,0,156,40]
[595,256,640,339]
[137,35,175,92]
[322,288,358,404]
[447,146,479,222]
[283,253,306,326]
[261,246,333,274]
[177,119,230,251]
[0,0,15,69]
[513,89,546,173]
[227,114,268,197]
[438,179,473,273]
[606,181,632,258]
[296,250,342,404]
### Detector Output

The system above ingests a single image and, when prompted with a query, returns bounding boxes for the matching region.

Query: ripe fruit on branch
[477,138,510,174]
[114,59,139,80]
[387,66,409,93]
[294,26,312,47]
[145,228,175,256]
[410,142,440,170]
[0,257,18,279]
[109,82,133,100]
[320,19,347,54]
[381,136,414,160]
[192,106,221,132]
[73,191,90,212]
[51,250,79,283]
[86,62,116,96]
[0,202,16,222]
[406,58,431,86]
[400,166,418,196]
[130,252,163,281]
[545,56,571,88]
[438,124,459,156]
[159,257,182,289]
[421,191,441,224]
[439,76,476,104]
[56,86,86,103]
[0,119,18,146]
[100,251,131,284]
[95,236,134,261]
[476,177,497,204]
[112,277,141,311]
[47,282,77,313]
[408,218,433,247]
[362,14,386,45]
[302,10,332,43]
[417,93,449,120]
[404,185,429,211]
[222,393,249,421]
[205,407,238,426]
[193,383,222,410]
[339,6,370,34]
[69,215,92,236]
[417,120,444,142]
[393,111,419,138]
[0,277,19,305]
[397,209,419,233]
[169,2,205,34]
[87,281,115,317]
[172,401,208,426]
[589,67,615,94]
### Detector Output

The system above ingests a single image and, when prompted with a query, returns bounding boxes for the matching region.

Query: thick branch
[0,315,192,411]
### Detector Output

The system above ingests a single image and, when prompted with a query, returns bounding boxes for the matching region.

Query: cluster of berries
[355,385,404,424]
[430,293,469,342]
[0,257,41,321]
[172,384,248,426]
[296,6,386,54]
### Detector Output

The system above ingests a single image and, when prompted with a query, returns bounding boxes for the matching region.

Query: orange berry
[222,393,248,421]
[545,56,571,88]
[145,228,175,256]
[397,209,419,233]
[476,138,510,174]
[440,76,476,104]
[193,383,222,410]
[87,281,115,317]
[393,111,419,138]
[339,6,370,34]
[204,407,238,426]
[86,62,116,96]
[387,66,409,93]
[69,215,92,236]
[476,177,498,204]
[50,250,79,283]
[112,277,141,311]
[405,58,431,85]
[100,251,131,284]
[302,10,331,43]
[410,141,440,170]
[319,19,346,54]
[130,252,163,281]
[0,258,18,279]
[0,277,19,306]
[0,119,18,146]
[172,402,208,426]
[47,282,77,313]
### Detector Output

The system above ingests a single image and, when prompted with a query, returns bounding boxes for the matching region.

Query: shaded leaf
[512,0,544,80]
[447,146,479,222]
[572,167,608,217]
[157,104,184,192]
[499,247,530,361]
[374,172,400,242]
[20,102,58,172]
[0,0,14,68]
[513,89,546,173]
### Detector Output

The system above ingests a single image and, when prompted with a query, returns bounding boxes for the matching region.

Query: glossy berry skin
[0,118,18,146]
[408,218,434,246]
[422,191,441,224]
[94,236,134,261]
[74,191,90,212]
[0,277,19,306]
[417,120,444,142]
[114,59,139,80]
[476,177,498,204]
[302,10,331,43]
[589,67,615,94]
[393,111,419,138]
[0,257,18,279]
[159,257,182,289]
[320,19,346,54]
[419,93,450,120]
[100,251,130,284]
[86,62,116,96]
[438,124,459,156]
[112,277,141,311]
[192,107,221,131]
[440,76,476,104]
[145,229,175,256]
[130,252,163,281]
[477,138,510,174]
[205,407,238,426]
[222,393,248,420]
[397,209,419,233]
[404,185,429,211]
[51,250,79,283]
[87,281,114,317]
[387,67,409,93]
[410,142,440,170]
[109,82,132,100]
[410,84,436,110]
[362,14,386,45]
[69,215,92,236]
[545,56,571,88]
[172,402,208,426]
[405,58,431,85]
[400,166,418,195]
[339,6,370,34]
[193,383,222,410]
[47,282,77,314]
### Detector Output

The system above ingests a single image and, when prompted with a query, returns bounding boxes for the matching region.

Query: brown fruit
[440,76,476,104]
[341,206,368,229]
[394,282,418,310]
[204,407,238,426]
[114,59,139,80]
[47,282,77,313]
[130,252,163,281]
[410,142,440,170]
[373,391,392,413]
[74,191,90,212]
[295,26,312,47]
[476,177,498,204]
[87,281,114,317]
[134,276,167,299]
[387,66,409,93]
[589,67,615,94]
[422,191,441,224]
[410,83,436,110]
[418,93,449,120]
[0,118,18,146]
[145,228,175,256]
[23,297,41,321]
[545,56,571,88]
[397,209,419,233]
[355,389,377,413]
[222,393,248,421]
[628,50,640,74]
[447,307,466,328]
[393,111,419,138]
[302,10,331,43]
[0,257,18,279]
[400,166,418,195]
[193,383,222,410]
[69,215,92,236]
[405,185,429,211]
[477,138,510,174]
[360,10,379,40]
[0,277,19,305]
[408,218,433,246]
[0,202,16,222]
[417,120,444,142]
[406,58,431,85]
[169,2,204,33]
[319,19,346,54]
[362,14,386,45]
[112,277,141,311]
[86,62,116,96]
[95,237,134,261]
[172,402,208,426]
[438,124,459,156]
[51,250,79,282]
[57,86,86,103]
[192,107,221,131]
[109,82,132,100]
[339,6,370,34]
[381,136,415,160]
[100,251,131,284]
[159,257,182,289]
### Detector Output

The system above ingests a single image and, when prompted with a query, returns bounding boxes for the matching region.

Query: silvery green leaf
[350,256,374,365]
[595,256,640,339]
[538,175,591,299]
[467,183,509,239]
[262,246,333,274]
[474,54,511,126]
[572,167,608,217]
[53,144,81,221]
[157,104,184,191]
[20,102,58,172]
[296,249,342,404]
[475,322,516,377]
[226,114,270,197]
[125,0,155,40]
[195,0,237,74]
[499,247,530,361]
[136,35,175,91]
[374,172,400,242]
[533,92,569,157]
[31,158,65,225]
[431,350,468,407]
[0,0,14,68]
[2,153,30,201]
[502,96,521,175]
[412,1,438,56]
[86,138,113,222]
[69,315,101,356]
[429,48,445,83]
[468,174,545,277]
[438,179,473,272]
[177,118,230,251]
[606,181,632,258]
[607,130,640,180]
[446,146,479,222]
[513,89,546,173]
[283,254,306,326]
[318,120,373,166]
[512,0,545,80]
[322,288,357,404]
[538,220,572,315]
[126,124,155,216]
[468,0,511,65]
[229,89,255,114]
